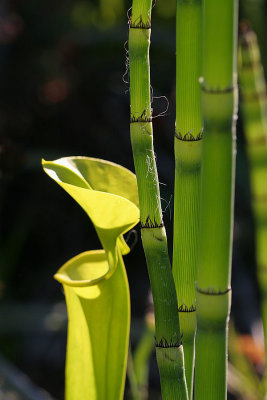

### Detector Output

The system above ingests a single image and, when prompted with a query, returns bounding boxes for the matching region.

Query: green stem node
[130,123,162,227]
[141,227,181,342]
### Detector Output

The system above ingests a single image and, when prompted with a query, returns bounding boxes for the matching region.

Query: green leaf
[42,157,140,400]
[42,157,139,274]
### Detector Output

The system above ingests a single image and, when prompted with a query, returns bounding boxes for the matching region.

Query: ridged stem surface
[239,27,267,378]
[194,1,238,399]
[173,1,203,397]
[129,2,188,398]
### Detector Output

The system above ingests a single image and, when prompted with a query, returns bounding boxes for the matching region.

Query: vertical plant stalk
[194,1,238,399]
[127,307,155,400]
[127,345,143,400]
[128,1,188,398]
[132,310,155,400]
[173,0,203,398]
[239,26,267,375]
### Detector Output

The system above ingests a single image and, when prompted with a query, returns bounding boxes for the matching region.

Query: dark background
[0,0,266,398]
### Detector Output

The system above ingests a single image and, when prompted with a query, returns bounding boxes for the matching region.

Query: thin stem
[127,345,142,400]
[128,1,188,398]
[133,315,154,400]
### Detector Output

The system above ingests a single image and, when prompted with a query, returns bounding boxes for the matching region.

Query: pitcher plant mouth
[54,250,110,288]
[54,236,135,289]
[54,249,124,300]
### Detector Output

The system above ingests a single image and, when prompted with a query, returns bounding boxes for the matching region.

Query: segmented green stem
[173,1,203,397]
[194,1,238,399]
[239,26,267,369]
[129,1,188,398]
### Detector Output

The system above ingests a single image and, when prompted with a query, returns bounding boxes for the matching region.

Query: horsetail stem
[194,1,238,399]
[129,1,188,398]
[173,1,203,397]
[239,25,267,368]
